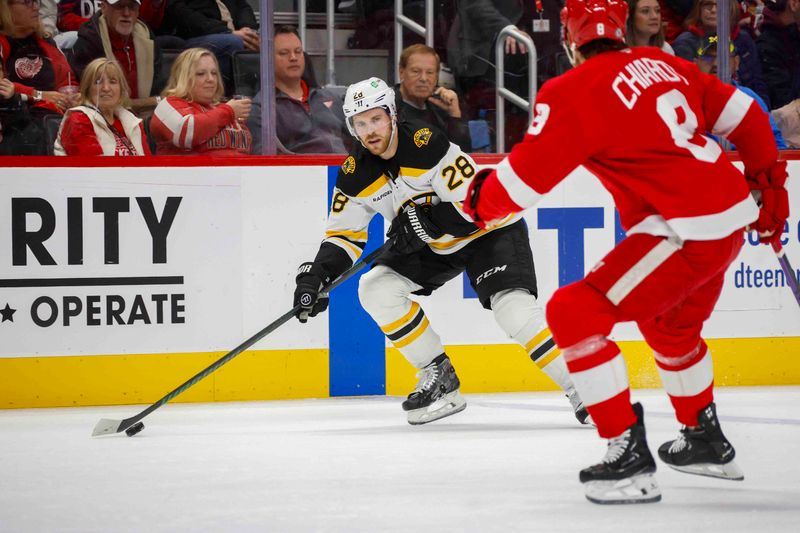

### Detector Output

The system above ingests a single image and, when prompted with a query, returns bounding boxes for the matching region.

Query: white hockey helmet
[342,77,397,137]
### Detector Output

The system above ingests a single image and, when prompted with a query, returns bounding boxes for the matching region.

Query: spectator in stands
[150,47,251,155]
[757,0,800,109]
[167,0,259,92]
[673,0,770,106]
[70,0,165,115]
[55,57,150,154]
[258,25,346,154]
[40,0,76,48]
[395,44,471,152]
[626,0,675,52]
[58,0,162,30]
[0,0,79,153]
[695,35,786,148]
[771,97,800,147]
[446,0,564,148]
[659,0,694,42]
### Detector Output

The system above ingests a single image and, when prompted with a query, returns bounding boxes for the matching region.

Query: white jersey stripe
[606,238,681,305]
[657,350,713,397]
[625,196,758,241]
[569,353,629,406]
[495,158,542,209]
[154,101,194,148]
[712,89,753,137]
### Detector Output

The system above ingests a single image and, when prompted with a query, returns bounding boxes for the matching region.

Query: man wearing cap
[695,35,786,148]
[70,0,165,115]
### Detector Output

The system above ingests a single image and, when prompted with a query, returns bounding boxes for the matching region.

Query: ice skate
[658,402,744,481]
[402,354,466,425]
[566,387,593,425]
[580,402,661,504]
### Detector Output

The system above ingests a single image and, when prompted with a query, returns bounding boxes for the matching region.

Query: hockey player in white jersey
[294,77,589,425]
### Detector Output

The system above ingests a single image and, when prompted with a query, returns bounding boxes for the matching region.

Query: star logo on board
[0,303,16,323]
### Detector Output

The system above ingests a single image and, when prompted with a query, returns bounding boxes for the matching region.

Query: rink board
[1,155,799,408]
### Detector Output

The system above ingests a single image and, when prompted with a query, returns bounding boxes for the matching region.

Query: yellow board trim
[380,302,421,333]
[392,317,430,348]
[3,338,798,409]
[387,337,800,395]
[0,350,329,409]
[356,174,390,197]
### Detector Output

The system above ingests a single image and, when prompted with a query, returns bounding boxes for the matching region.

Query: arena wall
[1,155,798,408]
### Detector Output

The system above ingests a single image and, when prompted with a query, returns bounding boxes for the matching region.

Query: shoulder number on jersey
[441,155,475,191]
[331,192,350,213]
[527,103,551,136]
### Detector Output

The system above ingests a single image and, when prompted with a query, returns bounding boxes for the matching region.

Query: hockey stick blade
[772,241,800,308]
[90,240,392,437]
[92,418,123,437]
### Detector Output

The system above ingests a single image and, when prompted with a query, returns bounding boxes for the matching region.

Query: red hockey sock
[655,341,714,427]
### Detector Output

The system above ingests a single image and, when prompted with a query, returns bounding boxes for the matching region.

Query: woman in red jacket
[55,57,151,156]
[0,0,78,153]
[150,47,252,156]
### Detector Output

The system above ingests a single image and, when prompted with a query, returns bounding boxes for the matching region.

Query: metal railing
[394,0,434,82]
[494,26,537,153]
[259,0,276,155]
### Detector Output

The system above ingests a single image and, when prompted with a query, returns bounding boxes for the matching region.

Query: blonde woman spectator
[626,0,675,53]
[150,47,251,156]
[55,57,150,155]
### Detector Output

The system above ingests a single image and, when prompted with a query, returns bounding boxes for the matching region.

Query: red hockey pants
[546,231,743,438]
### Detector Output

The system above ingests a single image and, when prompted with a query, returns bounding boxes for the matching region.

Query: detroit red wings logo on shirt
[15,56,43,80]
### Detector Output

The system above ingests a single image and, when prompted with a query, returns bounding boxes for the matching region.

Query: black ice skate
[579,402,661,504]
[658,402,744,481]
[402,354,466,425]
[566,387,593,425]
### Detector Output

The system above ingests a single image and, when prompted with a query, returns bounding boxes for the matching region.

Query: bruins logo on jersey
[413,128,433,148]
[342,156,356,174]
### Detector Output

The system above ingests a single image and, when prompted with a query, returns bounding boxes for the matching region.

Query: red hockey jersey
[476,47,778,242]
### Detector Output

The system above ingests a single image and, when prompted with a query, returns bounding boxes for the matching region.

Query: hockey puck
[125,422,145,437]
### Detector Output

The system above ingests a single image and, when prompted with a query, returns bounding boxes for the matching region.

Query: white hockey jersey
[316,120,520,276]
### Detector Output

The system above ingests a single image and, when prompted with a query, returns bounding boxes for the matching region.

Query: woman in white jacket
[55,57,151,156]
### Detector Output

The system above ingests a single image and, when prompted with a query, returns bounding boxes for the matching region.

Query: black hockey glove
[387,204,443,254]
[293,262,331,323]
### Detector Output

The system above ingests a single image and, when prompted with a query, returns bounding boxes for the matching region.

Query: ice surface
[1,387,799,532]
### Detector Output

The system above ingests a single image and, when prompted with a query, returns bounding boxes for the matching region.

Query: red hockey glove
[463,168,500,228]
[746,160,789,245]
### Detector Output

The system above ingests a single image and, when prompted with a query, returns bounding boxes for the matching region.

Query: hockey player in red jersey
[463,0,789,504]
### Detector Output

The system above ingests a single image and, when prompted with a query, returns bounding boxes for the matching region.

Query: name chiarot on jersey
[612,58,688,110]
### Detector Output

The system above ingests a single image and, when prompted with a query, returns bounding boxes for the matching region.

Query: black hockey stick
[92,240,392,437]
[772,241,800,308]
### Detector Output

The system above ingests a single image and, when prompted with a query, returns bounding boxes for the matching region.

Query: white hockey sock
[359,265,444,368]
[490,289,575,392]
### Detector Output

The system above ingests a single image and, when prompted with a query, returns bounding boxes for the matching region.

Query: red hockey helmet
[560,0,628,50]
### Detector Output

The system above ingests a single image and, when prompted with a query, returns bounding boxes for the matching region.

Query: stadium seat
[232,51,261,97]
[159,49,183,86]
[42,114,64,156]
